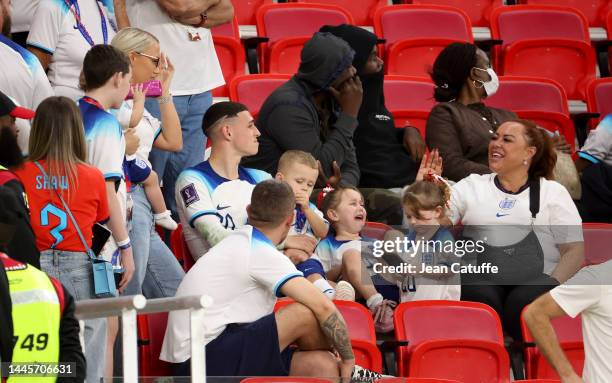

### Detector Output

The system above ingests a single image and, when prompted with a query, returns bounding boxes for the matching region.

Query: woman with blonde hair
[15,96,110,382]
[110,27,184,297]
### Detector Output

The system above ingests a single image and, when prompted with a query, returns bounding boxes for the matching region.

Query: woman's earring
[523,159,528,166]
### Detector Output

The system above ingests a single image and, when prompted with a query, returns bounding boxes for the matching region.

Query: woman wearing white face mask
[426,42,517,182]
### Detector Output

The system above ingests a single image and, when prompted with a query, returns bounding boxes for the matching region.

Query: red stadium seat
[374,379,462,383]
[374,5,473,76]
[170,224,195,272]
[229,74,291,118]
[387,38,465,77]
[268,37,309,74]
[241,378,334,383]
[256,3,354,72]
[233,0,274,25]
[294,0,387,26]
[513,380,562,383]
[583,223,612,265]
[518,0,611,28]
[362,221,393,240]
[405,0,504,28]
[521,309,584,380]
[394,300,509,382]
[212,36,246,97]
[383,76,436,134]
[490,5,595,101]
[486,76,569,115]
[137,312,173,377]
[274,299,382,372]
[211,15,240,39]
[586,77,612,126]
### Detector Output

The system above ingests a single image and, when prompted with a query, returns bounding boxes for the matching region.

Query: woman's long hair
[28,97,87,198]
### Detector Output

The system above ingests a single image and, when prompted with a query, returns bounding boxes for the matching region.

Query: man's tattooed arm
[321,311,355,361]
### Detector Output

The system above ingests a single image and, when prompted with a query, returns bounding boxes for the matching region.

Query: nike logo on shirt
[496,213,510,218]
[217,204,230,210]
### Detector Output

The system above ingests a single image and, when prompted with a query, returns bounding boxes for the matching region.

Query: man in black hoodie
[243,32,362,186]
[320,24,425,189]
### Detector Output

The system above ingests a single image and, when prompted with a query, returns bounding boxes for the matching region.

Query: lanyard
[81,96,104,110]
[64,0,108,46]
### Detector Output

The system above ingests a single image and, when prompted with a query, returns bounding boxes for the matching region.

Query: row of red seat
[136,297,583,381]
[230,0,610,29]
[226,74,612,150]
[210,3,612,102]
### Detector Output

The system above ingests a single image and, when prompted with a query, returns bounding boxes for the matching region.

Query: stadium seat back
[137,313,173,377]
[374,5,473,49]
[513,111,576,152]
[362,221,393,241]
[501,39,596,100]
[383,76,436,112]
[407,0,504,28]
[170,225,195,272]
[486,76,569,115]
[586,78,612,125]
[518,0,611,28]
[491,5,590,46]
[211,15,240,39]
[583,223,612,265]
[241,378,334,383]
[233,0,274,25]
[268,37,309,74]
[521,309,584,379]
[389,110,429,137]
[212,36,246,97]
[256,3,354,46]
[295,0,387,26]
[387,38,466,77]
[229,74,291,118]
[409,339,510,382]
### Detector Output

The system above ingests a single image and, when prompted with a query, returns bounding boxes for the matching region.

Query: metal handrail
[139,295,213,383]
[75,295,146,383]
[75,295,147,319]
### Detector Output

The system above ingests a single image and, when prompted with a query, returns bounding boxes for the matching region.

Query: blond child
[123,83,176,230]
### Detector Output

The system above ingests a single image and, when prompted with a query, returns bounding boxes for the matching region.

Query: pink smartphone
[126,80,162,100]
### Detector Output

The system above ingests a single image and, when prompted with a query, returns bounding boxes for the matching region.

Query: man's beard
[0,125,23,169]
[2,13,11,37]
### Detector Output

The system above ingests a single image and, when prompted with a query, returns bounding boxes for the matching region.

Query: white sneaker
[351,365,392,382]
[334,281,356,301]
[154,210,178,230]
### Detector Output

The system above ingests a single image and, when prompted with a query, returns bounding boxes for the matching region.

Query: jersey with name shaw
[15,160,109,252]
[175,161,271,260]
[160,225,302,363]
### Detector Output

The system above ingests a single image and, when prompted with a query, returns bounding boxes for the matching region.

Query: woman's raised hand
[158,52,175,96]
[416,148,443,181]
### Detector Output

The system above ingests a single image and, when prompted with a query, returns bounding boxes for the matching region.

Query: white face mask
[474,67,499,97]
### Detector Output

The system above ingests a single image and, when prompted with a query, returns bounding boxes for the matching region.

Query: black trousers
[461,274,559,340]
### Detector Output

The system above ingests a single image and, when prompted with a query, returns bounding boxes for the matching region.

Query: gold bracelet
[158,95,172,104]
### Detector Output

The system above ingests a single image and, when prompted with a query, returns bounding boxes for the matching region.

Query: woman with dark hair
[420,119,584,340]
[426,42,517,182]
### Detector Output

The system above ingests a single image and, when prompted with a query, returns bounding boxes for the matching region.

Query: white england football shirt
[550,260,612,383]
[448,173,583,274]
[288,203,327,238]
[112,100,161,167]
[160,225,303,363]
[0,34,54,154]
[175,161,271,259]
[27,0,116,101]
[126,0,224,96]
[10,0,40,33]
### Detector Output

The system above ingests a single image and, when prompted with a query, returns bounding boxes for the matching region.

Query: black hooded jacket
[321,24,418,188]
[242,32,360,185]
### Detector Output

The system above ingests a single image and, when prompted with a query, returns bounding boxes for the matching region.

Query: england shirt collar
[251,226,275,248]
